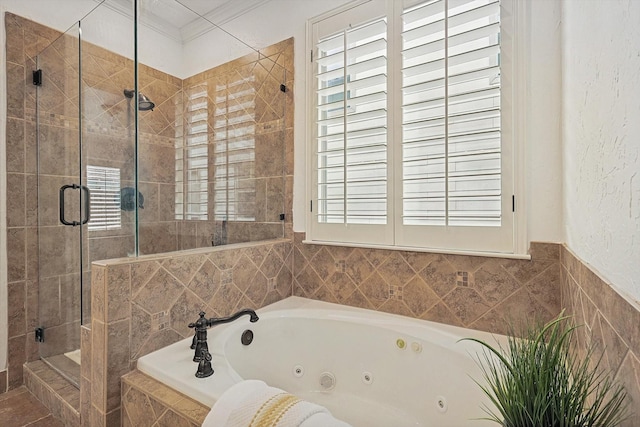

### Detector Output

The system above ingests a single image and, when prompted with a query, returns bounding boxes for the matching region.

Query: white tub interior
[137,296,505,427]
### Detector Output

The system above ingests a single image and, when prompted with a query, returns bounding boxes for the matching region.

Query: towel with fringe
[202,379,353,427]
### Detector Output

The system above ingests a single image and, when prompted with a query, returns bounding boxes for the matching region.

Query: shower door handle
[81,185,91,225]
[59,184,81,226]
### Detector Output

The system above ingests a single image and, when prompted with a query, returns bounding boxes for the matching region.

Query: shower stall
[32,0,288,386]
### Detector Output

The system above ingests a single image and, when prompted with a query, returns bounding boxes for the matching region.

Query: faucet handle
[189,311,207,350]
[188,311,207,329]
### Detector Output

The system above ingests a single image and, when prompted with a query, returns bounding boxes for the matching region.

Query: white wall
[562,0,640,302]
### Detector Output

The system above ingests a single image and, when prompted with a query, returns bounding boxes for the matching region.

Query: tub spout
[206,309,259,327]
[188,309,259,364]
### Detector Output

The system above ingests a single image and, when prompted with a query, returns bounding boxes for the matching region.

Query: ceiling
[97,0,271,43]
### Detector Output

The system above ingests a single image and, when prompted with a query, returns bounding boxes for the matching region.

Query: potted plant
[463,313,628,427]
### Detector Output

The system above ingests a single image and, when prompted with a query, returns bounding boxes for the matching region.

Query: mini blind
[315,17,388,226]
[401,0,501,227]
[213,73,256,222]
[86,165,121,231]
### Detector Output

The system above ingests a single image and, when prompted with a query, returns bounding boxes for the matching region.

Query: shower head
[123,89,155,111]
[138,93,155,111]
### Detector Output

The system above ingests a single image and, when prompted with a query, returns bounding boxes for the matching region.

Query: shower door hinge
[279,213,285,221]
[34,327,44,342]
[310,50,313,63]
[33,69,42,86]
[512,195,516,212]
[280,84,287,93]
[310,200,313,212]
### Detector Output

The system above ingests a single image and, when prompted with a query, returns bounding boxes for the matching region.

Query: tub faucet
[188,309,259,362]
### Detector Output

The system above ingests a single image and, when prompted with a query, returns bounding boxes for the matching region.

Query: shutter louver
[87,165,121,231]
[315,18,388,225]
[401,0,501,227]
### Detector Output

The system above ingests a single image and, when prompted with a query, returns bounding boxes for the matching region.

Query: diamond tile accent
[378,252,415,288]
[293,233,563,330]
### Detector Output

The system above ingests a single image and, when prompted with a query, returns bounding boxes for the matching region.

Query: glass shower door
[35,7,137,386]
[36,23,84,386]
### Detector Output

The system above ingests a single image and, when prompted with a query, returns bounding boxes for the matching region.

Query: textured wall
[562,0,640,301]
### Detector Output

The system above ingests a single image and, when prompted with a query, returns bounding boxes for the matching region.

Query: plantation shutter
[87,165,121,231]
[396,0,513,252]
[308,0,515,253]
[311,1,393,245]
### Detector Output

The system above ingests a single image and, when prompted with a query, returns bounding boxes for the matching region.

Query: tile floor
[0,387,64,427]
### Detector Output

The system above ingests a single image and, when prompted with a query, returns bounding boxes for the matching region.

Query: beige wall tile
[91,266,106,323]
[7,228,26,283]
[133,267,183,314]
[8,335,26,389]
[91,320,106,412]
[6,118,25,173]
[106,265,131,322]
[6,173,25,228]
[7,62,25,119]
[106,319,130,412]
[7,282,26,338]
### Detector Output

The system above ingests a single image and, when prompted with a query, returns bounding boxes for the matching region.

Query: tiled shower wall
[561,247,640,426]
[85,239,293,425]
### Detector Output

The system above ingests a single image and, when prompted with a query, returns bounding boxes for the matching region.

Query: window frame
[306,0,528,257]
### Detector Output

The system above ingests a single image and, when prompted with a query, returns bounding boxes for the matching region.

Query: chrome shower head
[123,89,155,111]
[138,93,155,111]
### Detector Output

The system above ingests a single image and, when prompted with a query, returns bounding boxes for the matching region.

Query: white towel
[202,380,353,427]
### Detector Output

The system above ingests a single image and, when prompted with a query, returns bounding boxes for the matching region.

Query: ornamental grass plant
[463,313,628,427]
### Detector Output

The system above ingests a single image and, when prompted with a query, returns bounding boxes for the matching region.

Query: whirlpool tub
[137,296,504,426]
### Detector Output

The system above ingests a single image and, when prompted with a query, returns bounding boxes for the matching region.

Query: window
[86,165,121,231]
[309,0,517,254]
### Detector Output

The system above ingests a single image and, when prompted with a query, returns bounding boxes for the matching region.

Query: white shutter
[87,165,121,231]
[396,0,513,252]
[311,1,393,245]
[308,0,516,253]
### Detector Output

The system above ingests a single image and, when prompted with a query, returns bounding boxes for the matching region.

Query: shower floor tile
[0,386,64,427]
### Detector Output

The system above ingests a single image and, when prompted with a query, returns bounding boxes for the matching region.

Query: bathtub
[137,296,504,426]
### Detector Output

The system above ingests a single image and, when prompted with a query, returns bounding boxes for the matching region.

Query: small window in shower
[87,165,121,231]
